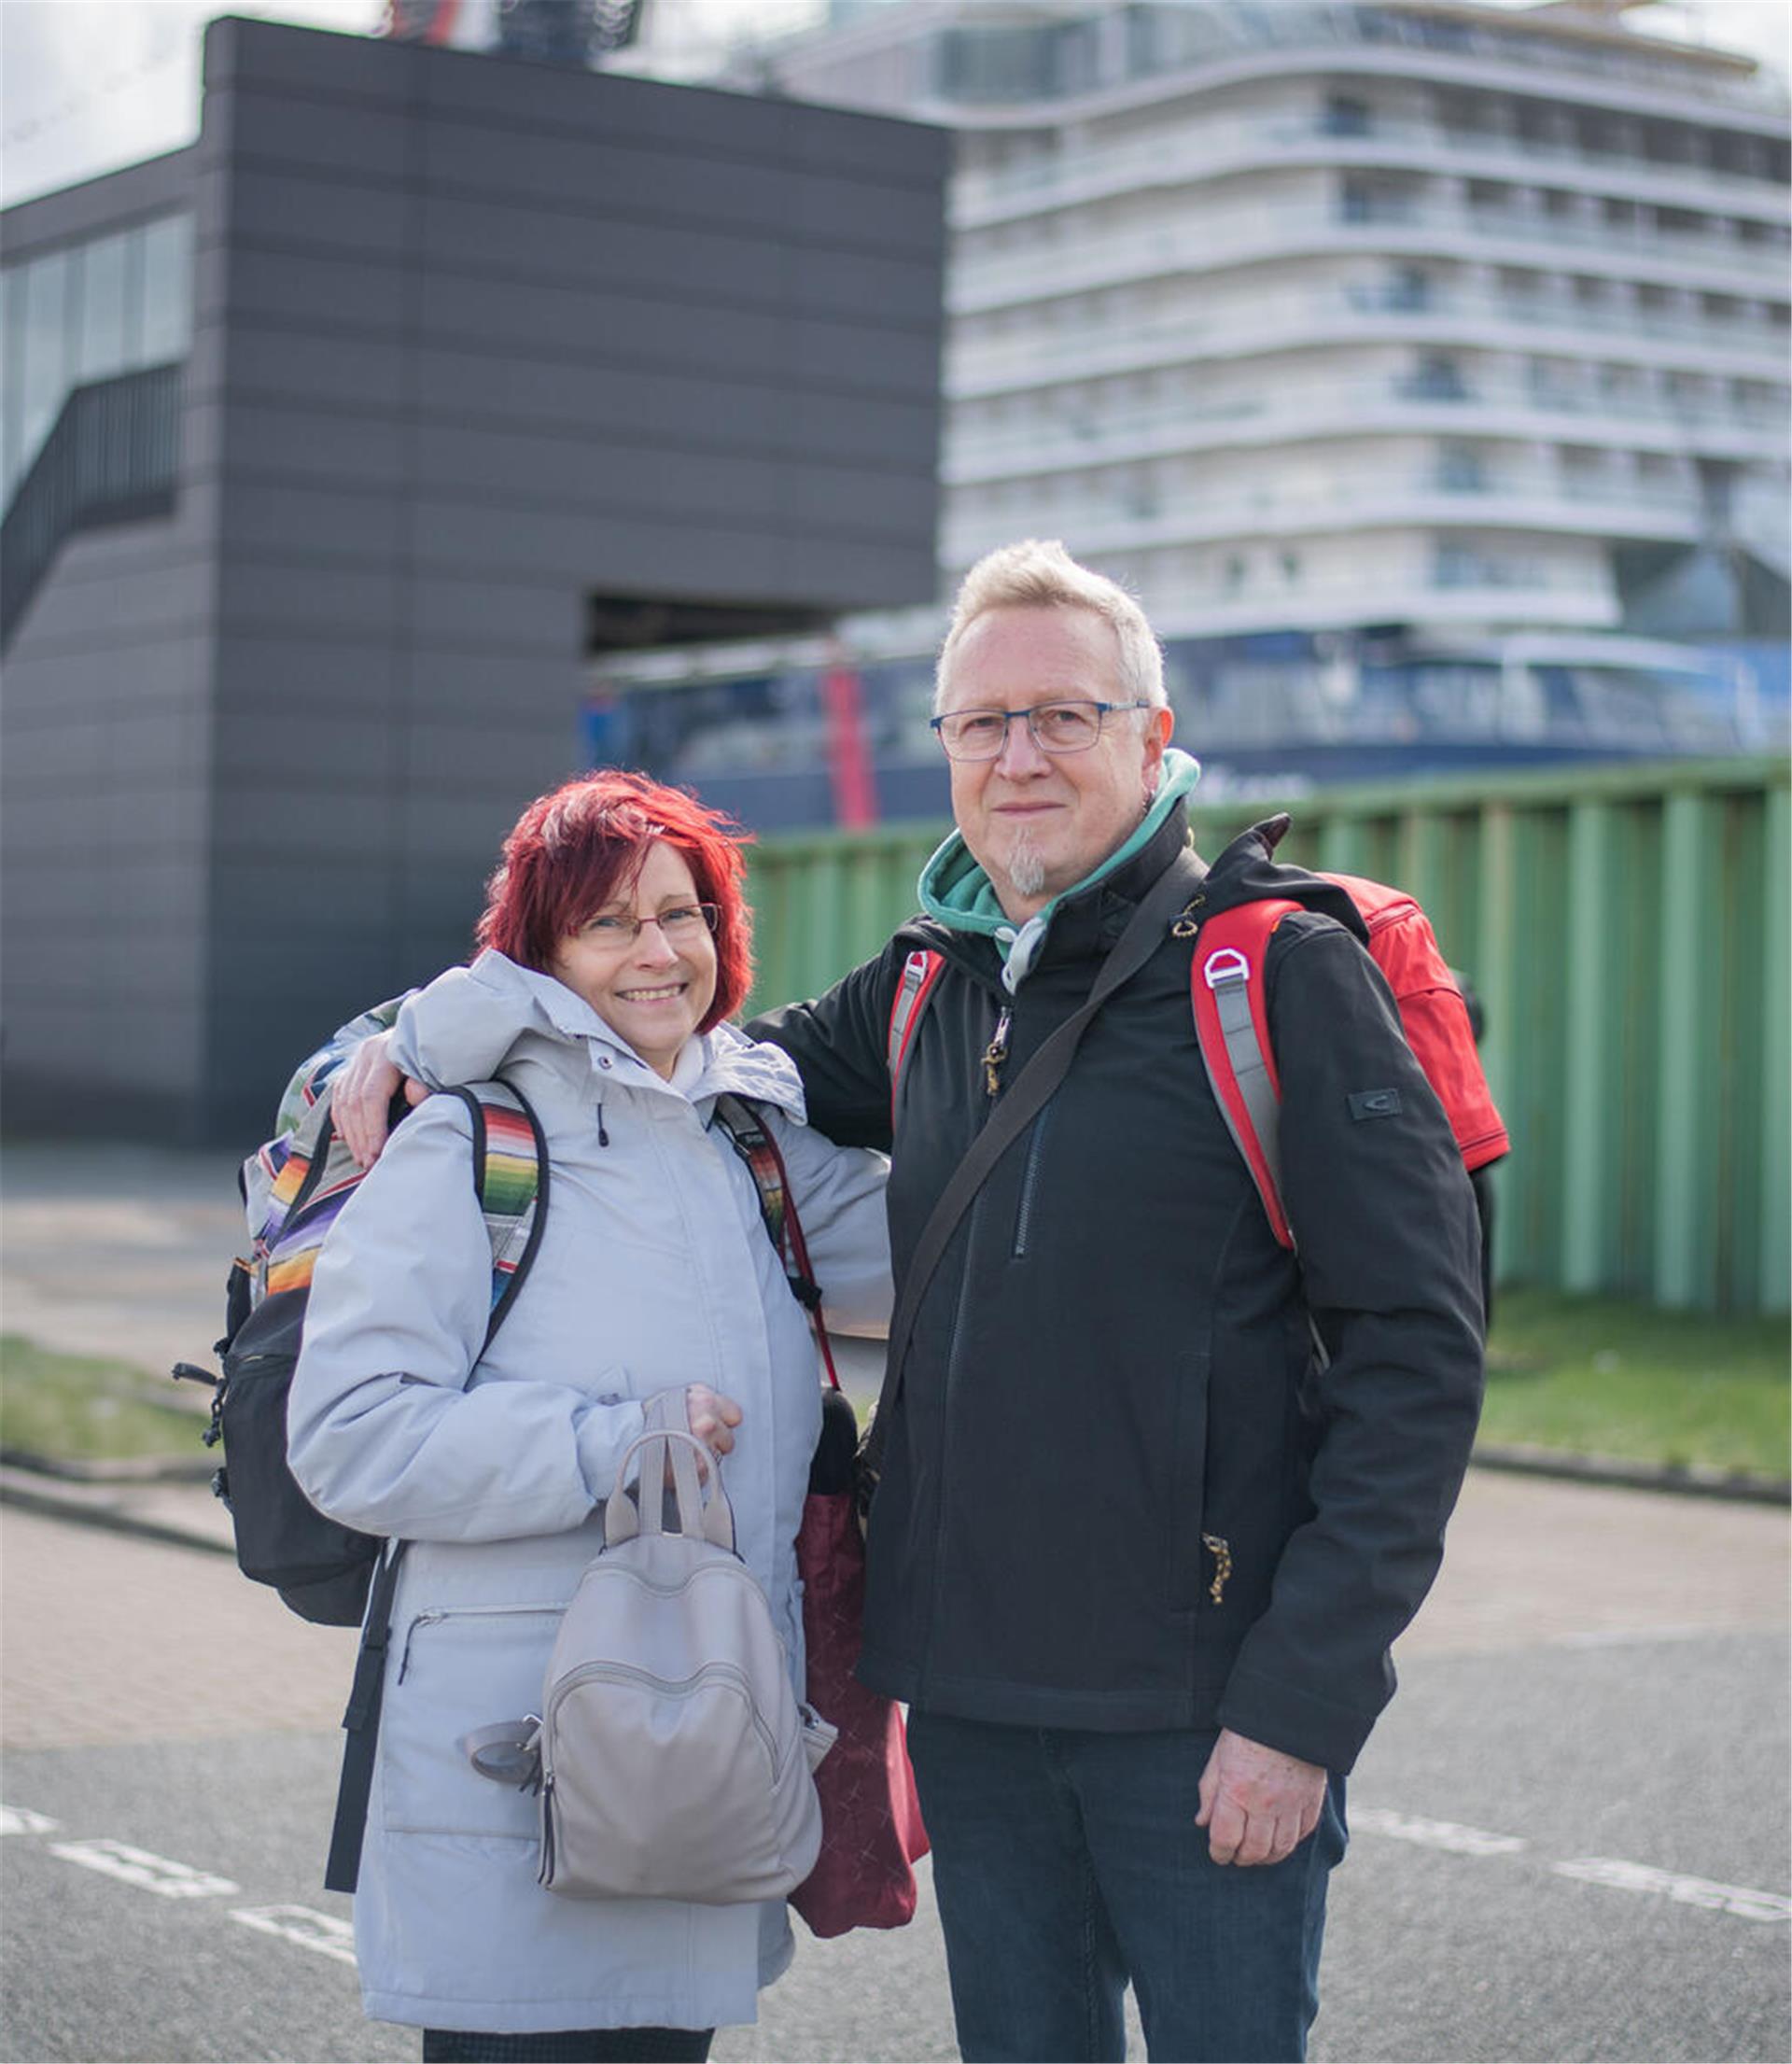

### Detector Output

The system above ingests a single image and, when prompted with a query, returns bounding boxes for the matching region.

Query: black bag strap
[324,1536,407,1893]
[323,1075,549,1897]
[862,843,1205,1478]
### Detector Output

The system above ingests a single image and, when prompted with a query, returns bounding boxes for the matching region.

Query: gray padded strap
[1207,958,1285,1215]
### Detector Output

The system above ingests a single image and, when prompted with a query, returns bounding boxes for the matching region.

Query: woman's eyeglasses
[579,904,719,948]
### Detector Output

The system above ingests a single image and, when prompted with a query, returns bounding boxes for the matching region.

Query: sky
[0,0,1786,210]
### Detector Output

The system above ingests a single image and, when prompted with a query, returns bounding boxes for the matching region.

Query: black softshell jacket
[750,806,1485,1774]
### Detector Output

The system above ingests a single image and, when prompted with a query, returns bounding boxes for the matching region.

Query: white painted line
[48,1838,239,1899]
[1553,1858,1791,1924]
[231,1904,358,1966]
[0,1805,59,1835]
[1351,1806,1527,1857]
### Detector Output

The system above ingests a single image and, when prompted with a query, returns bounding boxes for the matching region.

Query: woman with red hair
[287,771,891,2062]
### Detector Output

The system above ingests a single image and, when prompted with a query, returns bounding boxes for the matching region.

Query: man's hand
[330,1030,426,1167]
[1196,1728,1327,1868]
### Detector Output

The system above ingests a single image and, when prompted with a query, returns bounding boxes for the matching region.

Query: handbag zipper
[542,1659,781,1773]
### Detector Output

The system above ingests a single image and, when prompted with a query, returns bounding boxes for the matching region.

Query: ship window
[1436,442,1487,491]
[1323,95,1372,138]
[1407,353,1469,401]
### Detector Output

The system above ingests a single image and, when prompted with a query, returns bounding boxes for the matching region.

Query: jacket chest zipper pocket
[396,1601,566,1683]
[1011,1102,1056,1258]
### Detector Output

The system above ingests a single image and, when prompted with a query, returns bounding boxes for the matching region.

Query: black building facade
[0,14,946,1142]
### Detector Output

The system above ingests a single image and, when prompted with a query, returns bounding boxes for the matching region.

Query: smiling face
[549,840,719,1079]
[940,604,1172,922]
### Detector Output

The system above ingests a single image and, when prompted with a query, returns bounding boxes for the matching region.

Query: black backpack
[174,1073,548,1624]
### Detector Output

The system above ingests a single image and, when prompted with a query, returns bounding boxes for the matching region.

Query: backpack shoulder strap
[886,948,947,1121]
[711,1092,840,1389]
[327,1074,546,1901]
[444,1080,550,1354]
[1190,898,1302,1251]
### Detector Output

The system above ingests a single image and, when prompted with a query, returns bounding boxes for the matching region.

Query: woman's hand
[330,1030,427,1167]
[685,1385,743,1457]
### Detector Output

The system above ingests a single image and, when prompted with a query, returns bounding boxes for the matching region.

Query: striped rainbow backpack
[174,1028,548,1628]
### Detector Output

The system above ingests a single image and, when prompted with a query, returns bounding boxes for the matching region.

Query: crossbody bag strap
[862,843,1206,1479]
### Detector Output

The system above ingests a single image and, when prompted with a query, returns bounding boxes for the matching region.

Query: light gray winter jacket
[287,950,891,2035]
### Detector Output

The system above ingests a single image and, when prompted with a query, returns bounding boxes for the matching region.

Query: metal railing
[944,375,1780,479]
[955,115,1787,225]
[950,201,1788,314]
[947,286,1788,396]
[0,363,183,651]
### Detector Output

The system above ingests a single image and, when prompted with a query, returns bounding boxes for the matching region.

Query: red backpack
[886,873,1507,1252]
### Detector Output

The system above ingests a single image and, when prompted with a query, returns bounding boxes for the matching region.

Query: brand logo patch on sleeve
[1349,1088,1402,1120]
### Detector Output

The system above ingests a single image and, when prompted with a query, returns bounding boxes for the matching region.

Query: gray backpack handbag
[467,1427,834,1904]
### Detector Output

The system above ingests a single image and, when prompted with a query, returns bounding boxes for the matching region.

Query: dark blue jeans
[905,1712,1347,2064]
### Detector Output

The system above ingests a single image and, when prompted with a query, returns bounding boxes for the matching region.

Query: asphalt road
[2,1497,1786,2064]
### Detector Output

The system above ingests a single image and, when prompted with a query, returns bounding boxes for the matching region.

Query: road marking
[231,1904,357,1966]
[1354,1807,1789,1928]
[47,1838,239,1899]
[1351,1807,1527,1856]
[0,1805,59,1835]
[1553,1858,1791,1923]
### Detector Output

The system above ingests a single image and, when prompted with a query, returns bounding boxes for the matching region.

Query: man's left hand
[1196,1727,1327,1868]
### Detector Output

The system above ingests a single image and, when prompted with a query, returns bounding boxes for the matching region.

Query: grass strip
[1481,1289,1789,1479]
[0,1335,208,1465]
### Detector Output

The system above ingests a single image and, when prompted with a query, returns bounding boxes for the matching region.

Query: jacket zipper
[917,1197,984,1703]
[1012,1102,1055,1258]
[983,1008,1012,1098]
[395,1602,564,1683]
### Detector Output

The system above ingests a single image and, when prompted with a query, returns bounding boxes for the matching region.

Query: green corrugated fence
[745,755,1790,1316]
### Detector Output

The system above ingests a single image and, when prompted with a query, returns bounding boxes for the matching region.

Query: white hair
[934,540,1167,714]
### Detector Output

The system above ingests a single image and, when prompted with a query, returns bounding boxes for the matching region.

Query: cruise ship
[594,0,1790,829]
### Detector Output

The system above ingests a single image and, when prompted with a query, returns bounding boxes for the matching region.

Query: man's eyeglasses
[931,699,1152,762]
[577,903,719,948]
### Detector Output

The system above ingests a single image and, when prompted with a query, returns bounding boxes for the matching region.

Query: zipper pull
[983,1007,1012,1098]
[1200,1533,1232,1606]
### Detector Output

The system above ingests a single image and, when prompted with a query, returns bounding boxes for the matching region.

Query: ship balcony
[954,115,1788,232]
[1138,576,1620,641]
[947,287,1789,399]
[949,201,1789,316]
[944,379,1785,483]
[941,473,1707,565]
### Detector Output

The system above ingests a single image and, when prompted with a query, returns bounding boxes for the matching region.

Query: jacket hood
[917,746,1204,990]
[1198,815,1369,941]
[388,950,808,1119]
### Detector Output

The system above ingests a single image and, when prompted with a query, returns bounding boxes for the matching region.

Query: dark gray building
[1,14,946,1142]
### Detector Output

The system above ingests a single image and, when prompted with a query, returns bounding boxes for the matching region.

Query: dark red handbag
[714,1095,928,1934]
[792,1382,929,1936]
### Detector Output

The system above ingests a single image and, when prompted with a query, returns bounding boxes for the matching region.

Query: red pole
[821,658,878,829]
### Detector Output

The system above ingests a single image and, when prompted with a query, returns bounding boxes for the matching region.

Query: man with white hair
[332,539,1484,2061]
[748,540,1484,2061]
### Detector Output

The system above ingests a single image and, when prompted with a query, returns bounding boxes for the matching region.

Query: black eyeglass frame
[929,698,1155,761]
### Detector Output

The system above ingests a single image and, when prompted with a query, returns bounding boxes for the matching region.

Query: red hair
[476,770,754,1031]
